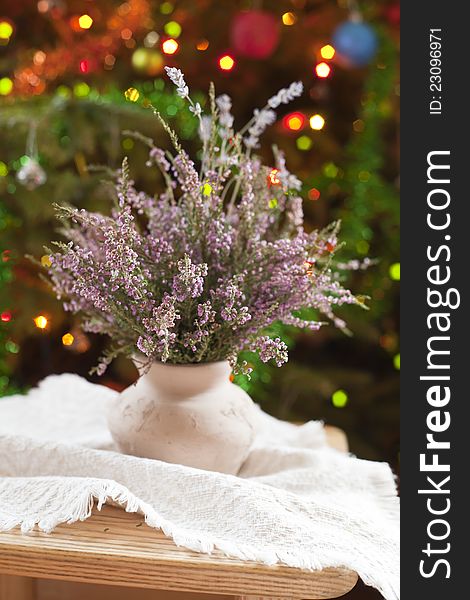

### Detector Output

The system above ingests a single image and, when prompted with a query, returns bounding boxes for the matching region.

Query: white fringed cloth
[0,374,399,599]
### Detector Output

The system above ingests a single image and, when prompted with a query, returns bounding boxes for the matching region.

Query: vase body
[107,361,258,474]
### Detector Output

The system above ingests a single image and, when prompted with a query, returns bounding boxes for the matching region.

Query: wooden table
[0,426,357,600]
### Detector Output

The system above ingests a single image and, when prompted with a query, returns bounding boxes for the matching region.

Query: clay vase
[107,361,259,474]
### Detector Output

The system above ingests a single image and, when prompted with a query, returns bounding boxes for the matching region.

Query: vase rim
[154,360,230,368]
[132,357,231,370]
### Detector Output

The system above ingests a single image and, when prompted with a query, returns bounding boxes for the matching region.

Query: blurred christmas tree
[0,0,399,463]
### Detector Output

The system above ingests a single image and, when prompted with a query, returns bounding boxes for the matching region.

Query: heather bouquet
[46,69,364,377]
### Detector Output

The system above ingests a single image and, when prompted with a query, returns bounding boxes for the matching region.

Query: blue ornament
[332,20,378,67]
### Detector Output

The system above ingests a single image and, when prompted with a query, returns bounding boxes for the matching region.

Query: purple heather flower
[172,255,208,302]
[46,72,360,374]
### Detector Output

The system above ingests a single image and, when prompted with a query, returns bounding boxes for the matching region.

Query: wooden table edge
[0,424,358,599]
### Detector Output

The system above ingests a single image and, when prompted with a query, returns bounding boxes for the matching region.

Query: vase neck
[140,361,233,397]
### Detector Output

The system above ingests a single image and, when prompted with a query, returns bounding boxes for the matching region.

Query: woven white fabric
[0,374,399,599]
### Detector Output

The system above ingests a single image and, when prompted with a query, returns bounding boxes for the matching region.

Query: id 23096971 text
[429,29,442,115]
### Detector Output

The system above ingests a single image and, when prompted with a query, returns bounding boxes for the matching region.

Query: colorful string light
[0,20,14,41]
[320,44,336,60]
[332,389,348,408]
[309,114,325,130]
[296,135,312,151]
[283,112,305,131]
[196,39,209,51]
[282,12,296,26]
[267,168,281,186]
[162,38,179,55]
[0,77,13,95]
[62,333,75,346]
[389,262,400,281]
[34,315,48,329]
[124,87,140,102]
[308,188,321,201]
[219,54,236,71]
[78,15,93,30]
[315,62,331,78]
[164,21,182,38]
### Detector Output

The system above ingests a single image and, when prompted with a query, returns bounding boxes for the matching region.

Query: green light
[160,2,174,14]
[0,161,8,177]
[393,354,400,370]
[332,389,348,408]
[166,104,177,116]
[56,85,71,98]
[5,340,19,354]
[296,135,312,151]
[389,262,400,281]
[323,162,339,178]
[356,240,369,255]
[164,21,182,38]
[74,82,90,97]
[122,138,134,150]
[201,183,213,196]
[268,198,278,209]
[0,77,13,95]
[0,21,13,40]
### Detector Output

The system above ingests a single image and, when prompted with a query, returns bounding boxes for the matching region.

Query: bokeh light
[162,38,179,55]
[296,135,312,151]
[320,44,336,59]
[0,77,13,96]
[315,62,331,78]
[78,14,93,30]
[267,168,281,186]
[393,354,400,370]
[0,20,14,40]
[309,114,325,130]
[219,54,236,71]
[332,389,349,408]
[282,12,297,26]
[164,21,182,38]
[124,87,140,102]
[196,39,209,51]
[62,333,75,346]
[308,188,321,201]
[389,262,400,281]
[283,112,305,131]
[34,315,48,329]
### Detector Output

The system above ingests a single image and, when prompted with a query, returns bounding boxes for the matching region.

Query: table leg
[0,575,35,600]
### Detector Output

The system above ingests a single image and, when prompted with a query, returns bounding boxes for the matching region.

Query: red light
[315,62,331,78]
[267,168,281,187]
[283,112,305,131]
[79,60,89,73]
[219,54,236,71]
[1,311,12,323]
[308,188,321,201]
